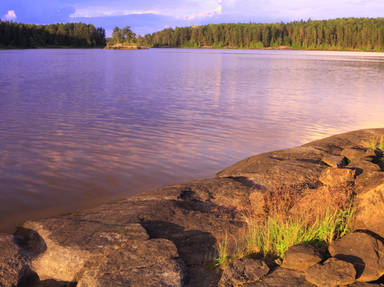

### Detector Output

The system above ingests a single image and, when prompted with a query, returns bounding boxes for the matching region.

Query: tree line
[140,18,384,51]
[0,21,106,48]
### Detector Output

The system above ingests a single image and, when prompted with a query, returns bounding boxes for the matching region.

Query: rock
[305,258,356,287]
[329,232,384,282]
[281,244,323,271]
[319,167,356,186]
[0,233,32,287]
[218,258,269,287]
[19,177,249,287]
[218,258,268,286]
[216,146,326,190]
[348,283,384,287]
[247,267,315,287]
[22,221,150,282]
[77,239,185,287]
[354,183,384,238]
[249,191,266,216]
[321,155,349,168]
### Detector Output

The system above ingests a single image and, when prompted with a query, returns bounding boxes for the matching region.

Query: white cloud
[70,8,160,18]
[70,0,224,21]
[185,0,223,20]
[3,10,17,21]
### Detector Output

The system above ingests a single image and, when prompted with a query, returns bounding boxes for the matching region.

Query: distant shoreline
[1,45,384,53]
[150,46,384,53]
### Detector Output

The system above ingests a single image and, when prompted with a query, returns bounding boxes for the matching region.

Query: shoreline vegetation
[2,17,384,52]
[143,18,384,52]
[0,21,106,48]
[106,18,384,53]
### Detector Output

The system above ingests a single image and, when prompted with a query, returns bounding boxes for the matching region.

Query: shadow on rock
[17,267,77,287]
[141,220,221,287]
[333,254,365,279]
[14,227,47,258]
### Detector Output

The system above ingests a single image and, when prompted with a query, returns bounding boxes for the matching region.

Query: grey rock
[281,244,323,271]
[329,232,384,282]
[218,258,269,287]
[305,258,356,287]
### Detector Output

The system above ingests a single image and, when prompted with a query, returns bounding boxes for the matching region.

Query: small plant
[365,136,384,151]
[214,185,354,267]
[379,136,384,151]
[215,233,230,267]
[367,137,377,151]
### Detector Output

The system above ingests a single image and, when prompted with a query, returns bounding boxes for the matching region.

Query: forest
[142,18,384,51]
[0,21,106,48]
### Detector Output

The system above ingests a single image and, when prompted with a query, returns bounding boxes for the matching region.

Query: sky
[1,0,384,36]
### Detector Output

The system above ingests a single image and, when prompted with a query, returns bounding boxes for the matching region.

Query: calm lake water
[1,48,384,231]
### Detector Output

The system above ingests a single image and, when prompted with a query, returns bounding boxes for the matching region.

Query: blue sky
[1,0,384,36]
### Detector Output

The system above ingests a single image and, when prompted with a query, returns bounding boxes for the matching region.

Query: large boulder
[218,258,269,287]
[354,183,384,238]
[281,244,323,271]
[329,232,384,282]
[305,258,356,287]
[22,221,150,282]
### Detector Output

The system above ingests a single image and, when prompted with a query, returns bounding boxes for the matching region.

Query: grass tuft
[366,136,384,151]
[379,136,384,151]
[215,184,354,267]
[215,233,230,267]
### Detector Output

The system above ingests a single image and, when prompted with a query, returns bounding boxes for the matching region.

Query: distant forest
[141,18,384,51]
[0,21,106,48]
[2,18,384,51]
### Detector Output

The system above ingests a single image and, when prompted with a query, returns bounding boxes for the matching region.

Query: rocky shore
[1,128,384,287]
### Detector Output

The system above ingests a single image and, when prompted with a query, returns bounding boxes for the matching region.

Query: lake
[0,48,384,231]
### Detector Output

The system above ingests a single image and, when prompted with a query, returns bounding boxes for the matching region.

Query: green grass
[366,136,384,151]
[215,233,230,266]
[215,206,353,266]
[379,136,384,151]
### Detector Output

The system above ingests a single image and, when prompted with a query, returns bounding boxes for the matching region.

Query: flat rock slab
[281,244,323,271]
[247,267,316,287]
[329,232,384,282]
[77,238,185,287]
[22,221,150,282]
[305,258,356,287]
[219,258,269,287]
